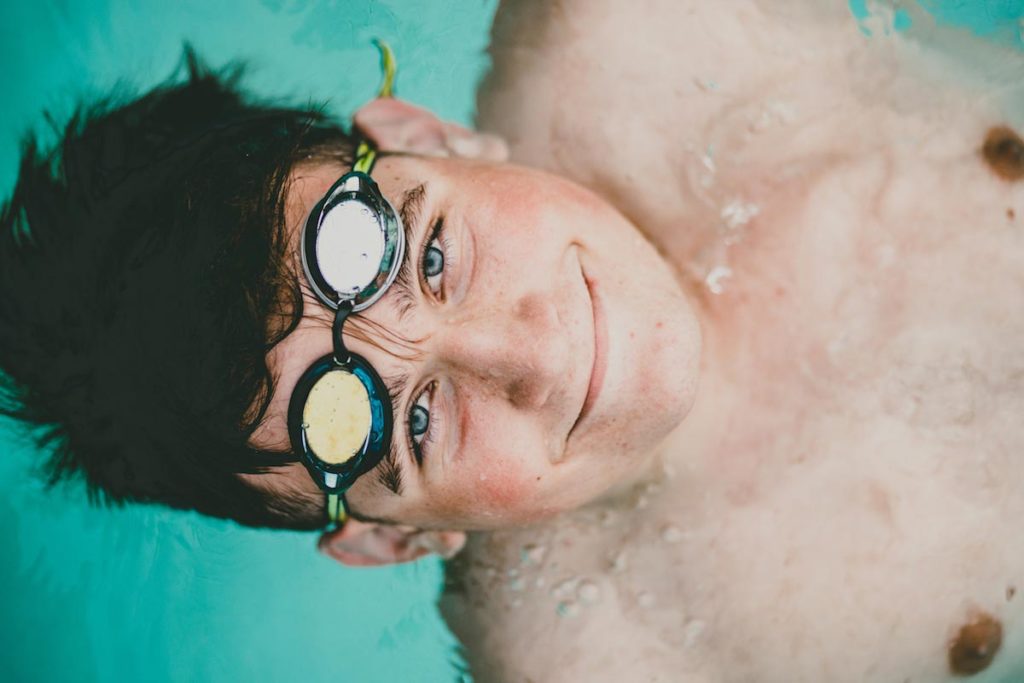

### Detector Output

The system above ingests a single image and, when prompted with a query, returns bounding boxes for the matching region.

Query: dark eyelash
[376,455,404,493]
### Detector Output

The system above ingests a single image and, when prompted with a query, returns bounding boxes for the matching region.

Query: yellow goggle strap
[351,39,396,176]
[352,141,377,175]
[327,492,349,526]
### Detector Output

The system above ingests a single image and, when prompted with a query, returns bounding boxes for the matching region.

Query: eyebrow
[390,183,426,319]
[373,182,427,495]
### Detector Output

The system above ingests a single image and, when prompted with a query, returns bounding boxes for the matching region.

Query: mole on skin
[981,126,1024,181]
[948,611,1003,676]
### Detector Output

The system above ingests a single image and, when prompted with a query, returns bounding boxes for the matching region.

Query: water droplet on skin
[551,577,579,600]
[577,580,601,605]
[535,577,546,589]
[634,495,649,510]
[693,76,719,92]
[638,592,655,609]
[684,620,706,648]
[721,199,760,229]
[700,149,716,174]
[511,598,523,608]
[661,525,684,543]
[508,577,525,592]
[479,473,488,482]
[556,601,579,618]
[507,568,519,578]
[521,544,547,566]
[705,265,733,295]
[610,551,629,574]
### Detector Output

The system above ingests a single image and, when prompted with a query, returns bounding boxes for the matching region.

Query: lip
[569,262,607,437]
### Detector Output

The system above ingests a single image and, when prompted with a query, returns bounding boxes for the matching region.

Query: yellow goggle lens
[302,371,373,466]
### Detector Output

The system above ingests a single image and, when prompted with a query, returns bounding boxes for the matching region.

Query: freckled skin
[443,1,1024,682]
[248,154,701,531]
[982,126,1024,182]
[948,612,1002,676]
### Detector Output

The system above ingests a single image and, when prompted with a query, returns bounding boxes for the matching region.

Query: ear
[353,97,509,162]
[317,519,467,567]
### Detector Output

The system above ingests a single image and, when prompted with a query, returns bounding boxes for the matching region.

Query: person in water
[3,1,1024,681]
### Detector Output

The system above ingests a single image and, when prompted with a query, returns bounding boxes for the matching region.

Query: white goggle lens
[316,200,386,298]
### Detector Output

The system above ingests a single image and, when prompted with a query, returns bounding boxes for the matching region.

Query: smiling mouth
[569,265,607,439]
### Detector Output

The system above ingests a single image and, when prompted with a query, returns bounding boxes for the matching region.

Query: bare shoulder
[479,0,1024,267]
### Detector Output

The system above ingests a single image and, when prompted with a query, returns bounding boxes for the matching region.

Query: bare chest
[443,147,1024,682]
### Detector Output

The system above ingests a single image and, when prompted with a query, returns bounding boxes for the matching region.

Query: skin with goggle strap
[246,3,1024,682]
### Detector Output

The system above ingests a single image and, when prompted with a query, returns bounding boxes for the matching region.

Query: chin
[626,293,703,452]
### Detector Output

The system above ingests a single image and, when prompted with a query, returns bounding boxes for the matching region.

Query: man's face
[247,155,702,530]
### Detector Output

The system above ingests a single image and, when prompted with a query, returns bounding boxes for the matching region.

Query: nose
[438,291,570,410]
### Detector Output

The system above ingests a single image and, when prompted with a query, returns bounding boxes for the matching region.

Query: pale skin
[246,1,1024,681]
[441,1,1024,682]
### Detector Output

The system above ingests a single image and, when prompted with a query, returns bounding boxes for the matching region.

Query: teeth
[324,472,339,489]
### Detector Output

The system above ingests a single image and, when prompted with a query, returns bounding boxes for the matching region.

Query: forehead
[283,155,432,230]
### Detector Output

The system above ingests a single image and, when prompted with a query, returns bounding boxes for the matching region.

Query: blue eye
[410,403,429,438]
[424,245,443,277]
[408,384,434,463]
[421,219,446,295]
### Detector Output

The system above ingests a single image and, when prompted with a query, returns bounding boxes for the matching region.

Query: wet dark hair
[0,47,354,529]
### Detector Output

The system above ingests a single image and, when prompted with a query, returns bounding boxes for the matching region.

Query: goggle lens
[315,198,387,298]
[302,369,372,466]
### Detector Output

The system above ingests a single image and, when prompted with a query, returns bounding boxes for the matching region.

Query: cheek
[427,423,561,528]
[472,458,530,508]
[438,451,532,517]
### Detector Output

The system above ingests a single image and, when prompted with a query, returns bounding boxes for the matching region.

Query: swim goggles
[286,42,402,527]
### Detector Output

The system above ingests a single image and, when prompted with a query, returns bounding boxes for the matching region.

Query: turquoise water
[0,2,1022,682]
[0,2,495,682]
